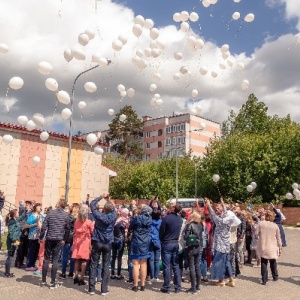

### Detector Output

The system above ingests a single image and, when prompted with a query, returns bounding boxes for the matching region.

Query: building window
[145,131,151,138]
[145,154,150,161]
[158,141,162,148]
[177,136,181,144]
[158,129,162,136]
[166,138,171,146]
[157,153,163,159]
[182,136,186,144]
[172,137,176,145]
[180,124,185,131]
[176,124,180,132]
[172,125,176,132]
[146,143,150,149]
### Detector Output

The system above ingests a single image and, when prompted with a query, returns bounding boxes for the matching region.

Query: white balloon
[63,48,73,62]
[232,12,240,20]
[61,108,72,120]
[156,98,163,106]
[251,182,257,189]
[293,188,300,196]
[199,122,206,129]
[84,82,97,93]
[45,78,58,91]
[234,0,241,2]
[202,0,211,8]
[190,107,197,115]
[237,62,244,70]
[32,113,45,127]
[118,34,129,45]
[151,48,161,58]
[2,134,13,144]
[180,11,189,22]
[144,47,152,57]
[210,0,218,4]
[120,91,127,98]
[8,77,24,90]
[112,39,123,51]
[189,12,199,22]
[26,120,36,131]
[144,18,154,29]
[94,146,104,155]
[191,89,198,98]
[247,185,254,192]
[78,33,89,46]
[17,115,28,125]
[212,174,220,182]
[38,61,53,75]
[57,90,71,105]
[86,133,98,146]
[292,182,299,190]
[227,60,233,67]
[222,52,229,60]
[153,72,161,81]
[119,114,127,122]
[221,44,229,53]
[0,43,9,53]
[187,36,197,47]
[78,101,86,109]
[135,49,144,57]
[180,66,189,74]
[98,57,108,68]
[244,13,255,23]
[219,63,226,70]
[84,28,96,40]
[174,52,183,60]
[32,156,41,165]
[154,93,160,99]
[181,22,190,32]
[92,53,101,63]
[149,84,157,92]
[127,88,135,98]
[108,109,115,116]
[211,71,218,78]
[173,13,181,22]
[40,131,49,142]
[196,38,204,49]
[73,48,86,60]
[132,24,143,37]
[134,15,145,26]
[199,66,208,75]
[286,192,293,200]
[150,28,160,40]
[173,72,180,81]
[241,79,249,91]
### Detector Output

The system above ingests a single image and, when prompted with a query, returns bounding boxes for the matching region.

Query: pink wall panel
[15,133,47,205]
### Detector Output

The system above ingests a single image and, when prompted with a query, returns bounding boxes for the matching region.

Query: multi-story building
[142,114,220,161]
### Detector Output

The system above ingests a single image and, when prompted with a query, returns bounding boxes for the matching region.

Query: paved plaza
[0,228,299,300]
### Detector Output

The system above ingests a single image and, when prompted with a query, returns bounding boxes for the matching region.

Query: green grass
[1,231,7,250]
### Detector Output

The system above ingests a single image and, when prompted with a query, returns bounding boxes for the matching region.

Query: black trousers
[261,257,278,283]
[111,243,124,276]
[245,236,252,263]
[15,234,28,267]
[89,241,112,294]
[187,246,201,291]
[42,240,62,284]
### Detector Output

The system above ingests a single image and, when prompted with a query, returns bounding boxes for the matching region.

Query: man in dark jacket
[88,196,117,296]
[39,198,69,289]
[0,190,4,213]
[159,201,183,294]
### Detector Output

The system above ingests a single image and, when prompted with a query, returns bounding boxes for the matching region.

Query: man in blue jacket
[88,195,117,296]
[159,201,183,294]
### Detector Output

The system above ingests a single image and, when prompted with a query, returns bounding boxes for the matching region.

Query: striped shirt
[39,208,69,241]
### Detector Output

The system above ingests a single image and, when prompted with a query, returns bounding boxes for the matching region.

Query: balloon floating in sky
[87,133,98,146]
[78,33,89,46]
[127,88,135,98]
[112,39,123,51]
[38,61,53,75]
[2,134,13,144]
[45,78,58,91]
[78,101,86,109]
[61,108,72,120]
[241,79,249,91]
[40,131,49,142]
[32,113,45,127]
[84,28,96,40]
[108,109,115,116]
[244,13,255,23]
[73,47,86,60]
[132,24,143,37]
[189,12,199,22]
[199,122,206,130]
[191,89,198,98]
[232,12,240,20]
[63,48,73,62]
[286,192,293,200]
[173,13,181,22]
[199,66,208,75]
[119,114,127,122]
[57,90,71,105]
[84,82,97,93]
[32,156,41,165]
[134,15,145,26]
[8,77,24,90]
[94,146,104,155]
[118,34,129,45]
[149,83,157,92]
[98,58,109,68]
[17,115,28,125]
[0,43,9,53]
[26,120,36,131]
[237,62,245,70]
[144,18,154,29]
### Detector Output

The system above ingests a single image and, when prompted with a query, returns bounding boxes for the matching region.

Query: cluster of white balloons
[246,182,257,193]
[189,104,202,116]
[150,93,163,108]
[132,15,155,38]
[286,183,300,200]
[117,84,135,98]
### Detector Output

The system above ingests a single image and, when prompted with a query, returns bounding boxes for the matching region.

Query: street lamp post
[64,61,111,201]
[175,146,179,202]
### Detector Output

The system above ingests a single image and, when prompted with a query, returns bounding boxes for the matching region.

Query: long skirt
[210,251,232,281]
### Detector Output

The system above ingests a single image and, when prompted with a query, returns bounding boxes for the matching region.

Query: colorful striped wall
[0,126,110,209]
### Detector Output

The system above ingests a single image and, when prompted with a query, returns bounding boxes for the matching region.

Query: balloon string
[57,0,63,18]
[234,21,243,39]
[5,87,9,98]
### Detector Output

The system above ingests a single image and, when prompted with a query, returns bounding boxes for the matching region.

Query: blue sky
[0,0,300,134]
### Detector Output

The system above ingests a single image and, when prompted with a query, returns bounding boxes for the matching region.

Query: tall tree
[106,105,144,159]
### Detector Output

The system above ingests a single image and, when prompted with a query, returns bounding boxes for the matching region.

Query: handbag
[186,224,199,247]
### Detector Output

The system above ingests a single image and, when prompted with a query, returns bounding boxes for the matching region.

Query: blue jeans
[161,243,181,291]
[149,244,161,279]
[127,244,133,281]
[61,243,75,275]
[200,249,207,278]
[97,263,102,281]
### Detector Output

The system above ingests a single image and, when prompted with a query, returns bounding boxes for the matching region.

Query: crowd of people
[1,194,286,295]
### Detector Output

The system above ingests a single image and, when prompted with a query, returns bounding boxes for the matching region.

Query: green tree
[106,105,144,160]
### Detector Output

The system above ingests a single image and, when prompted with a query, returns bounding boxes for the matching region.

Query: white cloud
[0,0,299,136]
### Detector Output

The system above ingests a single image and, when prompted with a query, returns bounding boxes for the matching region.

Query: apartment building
[143,114,220,161]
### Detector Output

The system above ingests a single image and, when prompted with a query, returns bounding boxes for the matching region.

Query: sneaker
[160,288,170,294]
[116,275,124,280]
[49,282,62,289]
[68,273,74,278]
[34,270,42,275]
[40,281,47,287]
[4,273,15,278]
[126,279,133,284]
[101,292,109,296]
[88,291,96,295]
[110,275,117,279]
[186,288,197,294]
[58,273,66,279]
